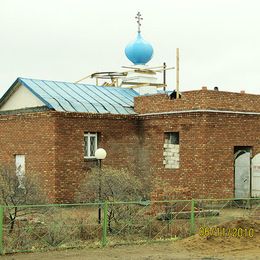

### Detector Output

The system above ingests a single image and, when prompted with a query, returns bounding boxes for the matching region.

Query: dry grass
[3,202,259,253]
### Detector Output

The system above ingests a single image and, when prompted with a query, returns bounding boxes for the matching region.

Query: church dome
[125,32,154,65]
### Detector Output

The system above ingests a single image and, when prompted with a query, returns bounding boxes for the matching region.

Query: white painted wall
[0,84,44,111]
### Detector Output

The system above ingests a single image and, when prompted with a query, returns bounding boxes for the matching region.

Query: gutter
[138,109,260,117]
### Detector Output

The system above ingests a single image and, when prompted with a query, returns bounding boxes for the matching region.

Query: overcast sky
[1,0,260,97]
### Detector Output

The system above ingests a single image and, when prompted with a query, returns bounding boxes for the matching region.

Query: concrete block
[172,146,180,152]
[173,163,179,168]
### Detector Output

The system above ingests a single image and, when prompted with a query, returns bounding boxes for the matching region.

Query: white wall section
[0,84,44,111]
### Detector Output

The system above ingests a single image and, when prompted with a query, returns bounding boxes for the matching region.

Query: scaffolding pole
[176,48,180,98]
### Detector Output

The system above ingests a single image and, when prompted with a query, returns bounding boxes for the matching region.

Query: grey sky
[0,0,260,97]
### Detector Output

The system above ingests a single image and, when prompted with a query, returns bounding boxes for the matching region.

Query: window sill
[84,157,97,162]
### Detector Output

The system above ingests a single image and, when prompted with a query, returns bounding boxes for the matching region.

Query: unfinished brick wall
[1,89,260,203]
[134,88,260,114]
[141,112,260,200]
[139,112,207,200]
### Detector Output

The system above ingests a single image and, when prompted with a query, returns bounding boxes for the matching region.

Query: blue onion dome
[125,32,154,65]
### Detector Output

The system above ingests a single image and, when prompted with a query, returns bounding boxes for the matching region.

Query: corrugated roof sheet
[18,78,140,114]
[0,77,172,115]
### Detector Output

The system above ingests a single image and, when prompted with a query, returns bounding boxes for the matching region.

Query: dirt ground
[2,219,260,260]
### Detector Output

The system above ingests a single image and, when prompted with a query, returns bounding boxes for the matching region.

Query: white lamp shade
[95,148,107,160]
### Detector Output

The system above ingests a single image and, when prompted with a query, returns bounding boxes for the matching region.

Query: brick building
[1,24,260,202]
[0,77,260,202]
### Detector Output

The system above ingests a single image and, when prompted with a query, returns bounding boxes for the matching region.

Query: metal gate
[234,151,250,198]
[252,153,260,197]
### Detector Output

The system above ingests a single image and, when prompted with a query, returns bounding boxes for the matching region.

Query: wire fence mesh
[2,203,102,253]
[0,198,259,254]
[194,198,260,237]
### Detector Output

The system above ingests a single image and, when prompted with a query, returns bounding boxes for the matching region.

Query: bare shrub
[76,167,145,232]
[76,167,143,202]
[0,164,47,233]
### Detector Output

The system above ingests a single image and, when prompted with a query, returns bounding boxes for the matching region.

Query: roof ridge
[18,77,139,92]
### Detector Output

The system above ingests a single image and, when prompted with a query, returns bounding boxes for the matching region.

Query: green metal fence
[0,197,259,254]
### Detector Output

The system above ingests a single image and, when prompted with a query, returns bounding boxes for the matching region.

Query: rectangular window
[15,154,25,188]
[84,132,98,159]
[163,132,180,169]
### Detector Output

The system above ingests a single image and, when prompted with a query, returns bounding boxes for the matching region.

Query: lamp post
[95,148,107,224]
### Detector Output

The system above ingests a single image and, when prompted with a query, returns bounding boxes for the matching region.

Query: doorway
[234,147,251,198]
[252,153,260,197]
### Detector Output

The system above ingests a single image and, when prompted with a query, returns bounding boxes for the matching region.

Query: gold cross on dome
[135,12,143,33]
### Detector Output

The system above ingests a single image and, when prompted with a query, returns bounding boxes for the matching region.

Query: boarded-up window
[163,132,180,169]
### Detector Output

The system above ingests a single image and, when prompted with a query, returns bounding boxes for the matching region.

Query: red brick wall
[139,112,207,200]
[0,112,57,201]
[142,112,260,200]
[134,89,260,114]
[202,113,260,197]
[53,112,140,202]
[1,89,260,203]
[0,111,140,203]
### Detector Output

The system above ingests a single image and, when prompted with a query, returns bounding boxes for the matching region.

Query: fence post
[0,206,4,255]
[190,199,195,235]
[102,201,108,247]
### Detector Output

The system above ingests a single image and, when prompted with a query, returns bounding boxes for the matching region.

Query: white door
[15,155,25,188]
[234,152,251,198]
[252,153,260,197]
